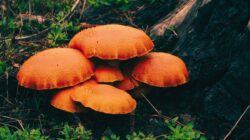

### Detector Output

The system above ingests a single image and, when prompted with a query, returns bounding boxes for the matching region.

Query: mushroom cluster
[17,24,188,115]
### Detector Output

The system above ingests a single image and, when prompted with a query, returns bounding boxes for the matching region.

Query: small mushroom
[50,89,85,113]
[69,24,154,60]
[132,52,188,87]
[17,48,94,90]
[94,65,124,83]
[115,76,139,91]
[69,82,137,114]
[50,80,97,113]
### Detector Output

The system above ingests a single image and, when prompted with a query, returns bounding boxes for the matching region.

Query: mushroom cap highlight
[70,83,136,114]
[17,48,94,90]
[115,76,139,91]
[69,24,154,60]
[94,65,124,82]
[132,52,188,87]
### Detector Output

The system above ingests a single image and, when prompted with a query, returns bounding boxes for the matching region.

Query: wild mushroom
[69,81,137,114]
[94,65,124,83]
[124,52,189,116]
[50,80,98,113]
[50,89,85,113]
[17,48,94,90]
[132,52,188,87]
[68,24,154,60]
[115,76,139,91]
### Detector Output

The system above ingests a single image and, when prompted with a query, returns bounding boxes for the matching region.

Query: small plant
[164,117,206,140]
[0,18,18,37]
[102,134,120,140]
[87,0,167,9]
[47,23,68,47]
[126,132,155,140]
[0,126,17,140]
[0,126,48,140]
[57,123,92,140]
[87,0,131,10]
[47,22,80,47]
[16,129,48,140]
[47,10,80,47]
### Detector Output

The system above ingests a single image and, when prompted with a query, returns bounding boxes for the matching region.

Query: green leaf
[171,117,179,123]
[0,61,7,76]
[200,136,207,140]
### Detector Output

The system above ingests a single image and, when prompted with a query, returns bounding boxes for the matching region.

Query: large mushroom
[68,24,154,60]
[17,48,94,90]
[131,52,188,88]
[68,24,154,88]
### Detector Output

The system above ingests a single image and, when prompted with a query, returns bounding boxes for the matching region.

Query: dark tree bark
[148,0,250,139]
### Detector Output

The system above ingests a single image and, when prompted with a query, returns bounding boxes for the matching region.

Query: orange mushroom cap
[94,65,124,82]
[69,24,154,60]
[115,76,139,91]
[50,79,97,112]
[70,83,136,114]
[17,48,94,90]
[132,52,188,87]
[50,89,85,113]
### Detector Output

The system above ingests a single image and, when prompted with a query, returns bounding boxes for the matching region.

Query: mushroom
[17,48,94,90]
[68,24,154,60]
[50,89,85,113]
[94,65,124,83]
[50,80,97,113]
[69,81,136,114]
[131,52,188,87]
[128,52,189,118]
[115,76,139,91]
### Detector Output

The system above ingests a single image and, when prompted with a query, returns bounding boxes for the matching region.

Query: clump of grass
[0,126,48,140]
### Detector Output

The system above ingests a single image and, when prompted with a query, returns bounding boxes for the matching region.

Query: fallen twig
[0,115,25,130]
[17,14,47,24]
[223,104,250,140]
[78,23,102,29]
[79,0,87,19]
